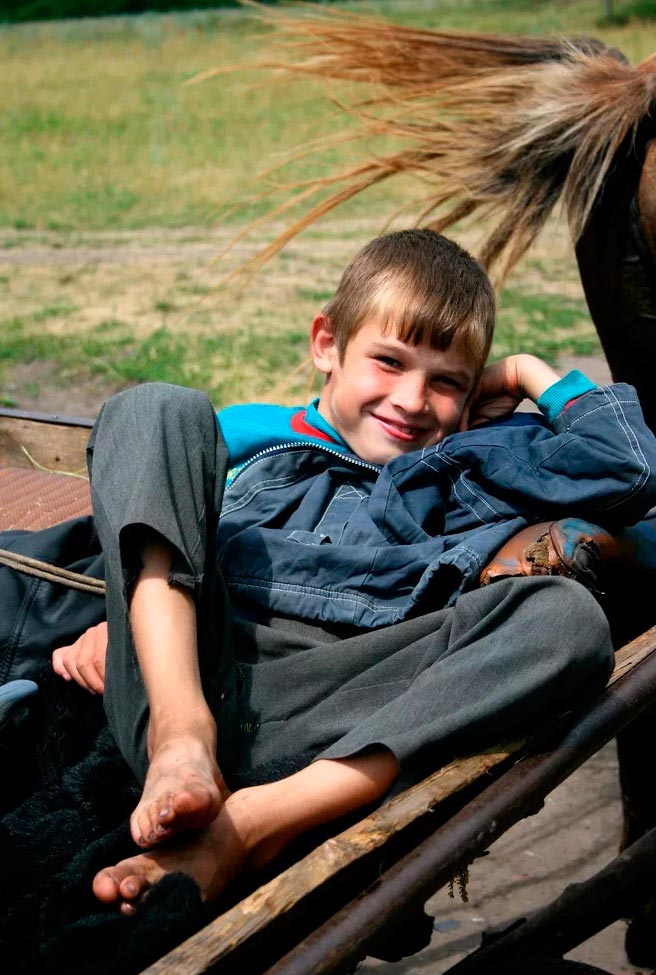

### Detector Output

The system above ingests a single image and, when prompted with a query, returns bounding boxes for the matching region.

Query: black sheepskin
[2,669,648,975]
[0,668,214,975]
[0,665,330,975]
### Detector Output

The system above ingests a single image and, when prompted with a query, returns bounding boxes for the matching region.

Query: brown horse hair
[214,5,656,285]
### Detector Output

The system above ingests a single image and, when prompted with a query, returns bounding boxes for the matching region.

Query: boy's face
[311,314,477,465]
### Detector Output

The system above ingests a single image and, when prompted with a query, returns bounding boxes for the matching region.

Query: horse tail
[224,9,656,283]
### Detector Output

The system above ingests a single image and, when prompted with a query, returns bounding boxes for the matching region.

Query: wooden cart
[1,405,655,975]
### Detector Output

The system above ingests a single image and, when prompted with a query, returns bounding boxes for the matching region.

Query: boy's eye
[431,375,463,391]
[376,355,402,369]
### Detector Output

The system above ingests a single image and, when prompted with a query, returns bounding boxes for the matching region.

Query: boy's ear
[310,313,339,376]
[457,402,471,433]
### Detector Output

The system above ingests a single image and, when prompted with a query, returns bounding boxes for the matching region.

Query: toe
[130,809,144,846]
[170,784,219,829]
[93,868,122,904]
[132,803,159,846]
[156,793,175,825]
[119,872,150,901]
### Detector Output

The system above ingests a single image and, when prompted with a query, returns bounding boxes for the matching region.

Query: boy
[50,229,656,915]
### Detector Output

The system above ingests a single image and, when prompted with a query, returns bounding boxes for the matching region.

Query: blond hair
[324,230,495,372]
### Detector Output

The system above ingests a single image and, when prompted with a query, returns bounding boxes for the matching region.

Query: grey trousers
[88,383,614,787]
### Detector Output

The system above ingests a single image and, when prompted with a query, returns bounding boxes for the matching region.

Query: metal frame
[262,644,656,975]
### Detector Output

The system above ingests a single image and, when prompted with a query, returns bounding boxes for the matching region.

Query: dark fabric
[0,516,105,685]
[236,576,613,777]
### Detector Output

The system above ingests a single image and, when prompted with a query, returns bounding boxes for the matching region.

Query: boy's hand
[467,354,561,428]
[52,620,107,694]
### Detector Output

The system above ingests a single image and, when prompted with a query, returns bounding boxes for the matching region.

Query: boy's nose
[391,374,428,414]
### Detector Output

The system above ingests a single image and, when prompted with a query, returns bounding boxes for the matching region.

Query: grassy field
[1,0,656,412]
[2,0,656,231]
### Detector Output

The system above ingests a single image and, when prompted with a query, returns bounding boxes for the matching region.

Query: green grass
[0,269,602,412]
[495,289,600,362]
[623,0,656,19]
[31,303,79,321]
[0,311,310,407]
[2,0,637,407]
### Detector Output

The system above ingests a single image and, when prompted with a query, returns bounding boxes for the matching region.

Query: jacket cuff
[537,370,597,423]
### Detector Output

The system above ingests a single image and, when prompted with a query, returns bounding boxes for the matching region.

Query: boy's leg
[89,576,611,914]
[91,575,611,915]
[85,384,386,915]
[239,575,613,777]
[86,383,238,845]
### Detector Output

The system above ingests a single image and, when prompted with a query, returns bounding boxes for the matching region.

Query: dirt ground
[359,743,641,975]
[0,220,595,417]
[1,236,651,975]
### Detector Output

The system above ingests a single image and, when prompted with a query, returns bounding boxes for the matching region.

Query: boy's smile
[311,316,476,465]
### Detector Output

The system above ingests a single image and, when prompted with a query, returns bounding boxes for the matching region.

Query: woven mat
[0,468,92,531]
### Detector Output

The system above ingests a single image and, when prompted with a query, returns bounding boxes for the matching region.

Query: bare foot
[93,819,237,914]
[94,753,398,916]
[93,790,284,915]
[130,735,228,848]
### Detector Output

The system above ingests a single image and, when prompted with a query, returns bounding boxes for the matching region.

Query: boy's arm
[467,354,588,427]
[457,354,656,524]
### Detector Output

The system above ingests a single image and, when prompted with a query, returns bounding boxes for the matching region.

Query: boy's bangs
[369,286,489,367]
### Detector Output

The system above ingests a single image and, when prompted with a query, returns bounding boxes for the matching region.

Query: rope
[0,547,105,596]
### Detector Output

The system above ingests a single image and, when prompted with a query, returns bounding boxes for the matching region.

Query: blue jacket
[217,382,656,629]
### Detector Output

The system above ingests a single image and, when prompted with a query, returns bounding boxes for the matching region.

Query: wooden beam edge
[141,629,656,975]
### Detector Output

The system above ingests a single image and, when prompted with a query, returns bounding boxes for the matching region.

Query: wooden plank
[142,748,516,975]
[0,412,92,473]
[610,623,656,682]
[141,632,656,975]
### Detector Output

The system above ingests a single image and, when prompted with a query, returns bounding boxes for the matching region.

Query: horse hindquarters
[575,134,656,431]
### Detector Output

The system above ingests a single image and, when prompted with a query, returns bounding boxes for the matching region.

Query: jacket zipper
[228,441,380,486]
